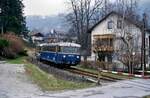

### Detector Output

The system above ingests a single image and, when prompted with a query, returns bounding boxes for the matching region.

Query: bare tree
[66,0,105,60]
[115,0,140,22]
[113,0,141,74]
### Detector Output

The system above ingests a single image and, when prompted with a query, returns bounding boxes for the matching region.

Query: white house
[30,32,44,44]
[88,12,150,66]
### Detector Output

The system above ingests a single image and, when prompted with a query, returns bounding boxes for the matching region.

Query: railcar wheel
[64,65,71,68]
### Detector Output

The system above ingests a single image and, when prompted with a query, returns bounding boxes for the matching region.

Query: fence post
[97,67,102,85]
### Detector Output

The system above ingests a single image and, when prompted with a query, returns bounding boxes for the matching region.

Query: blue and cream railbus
[36,42,81,67]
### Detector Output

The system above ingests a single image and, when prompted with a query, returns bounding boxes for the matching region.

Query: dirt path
[0,62,150,98]
[0,63,48,98]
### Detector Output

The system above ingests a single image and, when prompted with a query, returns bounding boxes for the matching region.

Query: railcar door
[40,45,57,62]
[55,46,63,64]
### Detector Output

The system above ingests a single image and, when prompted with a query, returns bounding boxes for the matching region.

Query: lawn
[7,56,27,64]
[7,56,95,91]
[144,96,150,98]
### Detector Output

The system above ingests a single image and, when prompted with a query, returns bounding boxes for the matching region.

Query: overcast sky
[23,0,67,16]
[23,0,150,16]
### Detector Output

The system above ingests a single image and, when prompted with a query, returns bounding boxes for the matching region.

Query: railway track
[66,67,123,82]
[29,57,123,83]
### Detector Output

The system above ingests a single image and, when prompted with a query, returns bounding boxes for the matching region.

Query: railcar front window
[61,47,79,53]
[37,46,43,52]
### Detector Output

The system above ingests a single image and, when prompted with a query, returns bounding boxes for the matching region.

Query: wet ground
[0,62,150,98]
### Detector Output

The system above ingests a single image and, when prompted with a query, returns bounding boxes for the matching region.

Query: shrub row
[0,38,9,48]
[80,61,115,71]
[0,33,27,59]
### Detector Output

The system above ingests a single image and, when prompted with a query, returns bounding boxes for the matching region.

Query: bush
[0,38,10,57]
[80,60,113,70]
[80,61,99,70]
[18,50,28,56]
[3,48,17,59]
[3,33,24,53]
[0,33,26,58]
[0,39,9,48]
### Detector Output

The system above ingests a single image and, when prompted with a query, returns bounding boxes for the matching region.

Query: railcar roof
[37,42,81,47]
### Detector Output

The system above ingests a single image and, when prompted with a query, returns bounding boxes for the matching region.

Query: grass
[144,96,150,98]
[73,65,134,80]
[7,57,134,81]
[7,56,95,91]
[25,63,94,91]
[7,56,27,64]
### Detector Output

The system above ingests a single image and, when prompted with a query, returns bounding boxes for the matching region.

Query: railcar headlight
[63,55,66,58]
[77,56,80,59]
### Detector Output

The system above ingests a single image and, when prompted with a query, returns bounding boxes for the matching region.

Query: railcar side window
[57,46,61,52]
[48,46,57,52]
[60,46,79,53]
[42,46,57,52]
[43,46,47,51]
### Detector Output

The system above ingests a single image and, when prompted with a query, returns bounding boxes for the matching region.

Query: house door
[98,52,113,62]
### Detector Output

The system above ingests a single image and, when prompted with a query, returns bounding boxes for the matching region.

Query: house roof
[88,11,142,33]
[31,32,44,37]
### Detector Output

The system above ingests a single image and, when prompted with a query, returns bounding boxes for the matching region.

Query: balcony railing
[93,34,115,52]
[93,34,115,39]
[93,46,114,52]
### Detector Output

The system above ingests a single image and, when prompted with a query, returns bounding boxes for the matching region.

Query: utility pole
[0,8,3,35]
[0,8,1,34]
[141,13,147,76]
[143,13,147,70]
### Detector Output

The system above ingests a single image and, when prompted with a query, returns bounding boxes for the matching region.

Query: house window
[146,38,148,47]
[108,20,113,29]
[117,20,122,29]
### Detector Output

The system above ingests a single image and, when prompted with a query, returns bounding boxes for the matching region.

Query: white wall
[91,14,117,57]
[32,36,44,43]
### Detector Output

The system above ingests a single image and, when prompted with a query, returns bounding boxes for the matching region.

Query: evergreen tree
[0,0,27,34]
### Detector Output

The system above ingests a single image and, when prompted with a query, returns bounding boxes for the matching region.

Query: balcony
[93,34,115,52]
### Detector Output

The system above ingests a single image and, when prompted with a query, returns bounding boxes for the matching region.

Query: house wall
[32,36,44,43]
[91,13,142,62]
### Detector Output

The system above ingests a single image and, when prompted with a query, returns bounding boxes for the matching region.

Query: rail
[66,67,123,82]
